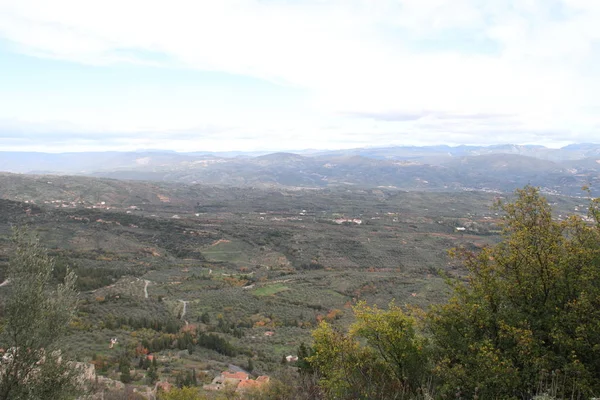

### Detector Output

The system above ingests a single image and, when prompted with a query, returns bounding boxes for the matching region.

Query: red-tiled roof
[237,380,260,390]
[222,371,249,381]
[237,376,270,391]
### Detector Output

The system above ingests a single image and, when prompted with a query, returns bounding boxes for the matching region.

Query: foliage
[351,301,430,393]
[0,228,82,400]
[241,380,296,400]
[147,358,159,385]
[197,332,236,356]
[297,342,314,375]
[119,356,132,384]
[175,369,197,388]
[307,301,430,399]
[158,386,207,400]
[428,186,600,399]
[200,312,210,324]
[104,314,181,333]
[308,320,409,399]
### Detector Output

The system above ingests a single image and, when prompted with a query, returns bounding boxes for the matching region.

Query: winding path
[0,279,9,287]
[179,300,189,325]
[143,280,150,298]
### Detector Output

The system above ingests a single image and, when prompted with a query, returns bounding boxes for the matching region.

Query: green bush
[429,187,600,399]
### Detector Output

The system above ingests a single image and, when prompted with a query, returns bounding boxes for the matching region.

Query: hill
[2,144,600,196]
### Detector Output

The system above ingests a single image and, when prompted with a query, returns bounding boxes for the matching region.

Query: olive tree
[0,228,81,400]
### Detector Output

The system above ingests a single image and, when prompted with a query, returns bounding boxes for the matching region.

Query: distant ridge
[1,144,600,196]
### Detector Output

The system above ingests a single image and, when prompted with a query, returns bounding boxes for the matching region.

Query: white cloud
[0,0,599,149]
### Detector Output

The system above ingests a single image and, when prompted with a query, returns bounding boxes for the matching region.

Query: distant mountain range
[1,144,600,196]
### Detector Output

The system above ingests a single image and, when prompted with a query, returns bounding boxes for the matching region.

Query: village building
[236,375,270,393]
[203,370,270,392]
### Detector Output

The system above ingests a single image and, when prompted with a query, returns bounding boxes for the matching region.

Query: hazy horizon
[1,141,599,155]
[1,0,599,152]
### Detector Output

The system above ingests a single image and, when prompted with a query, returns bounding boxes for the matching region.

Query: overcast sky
[1,0,599,152]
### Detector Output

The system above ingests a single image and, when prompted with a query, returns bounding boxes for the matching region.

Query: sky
[0,0,599,152]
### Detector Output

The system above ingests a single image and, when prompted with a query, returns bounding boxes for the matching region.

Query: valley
[0,172,587,397]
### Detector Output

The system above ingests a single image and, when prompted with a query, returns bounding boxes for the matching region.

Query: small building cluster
[203,370,270,393]
[333,218,362,225]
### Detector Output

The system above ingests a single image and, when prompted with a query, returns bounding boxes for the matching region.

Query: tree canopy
[0,228,81,400]
[430,186,600,398]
